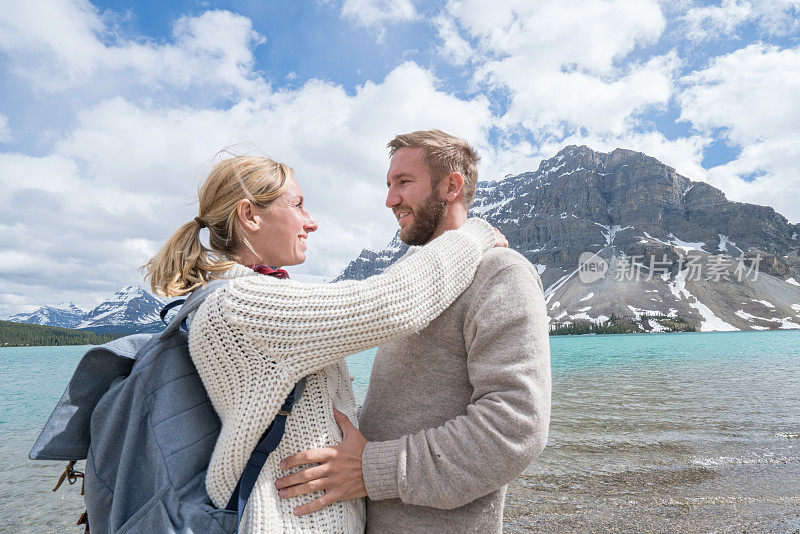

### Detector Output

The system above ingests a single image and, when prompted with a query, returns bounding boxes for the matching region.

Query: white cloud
[680,44,800,145]
[0,114,11,142]
[683,0,753,40]
[0,0,105,81]
[753,0,800,35]
[679,43,800,222]
[0,1,265,95]
[0,290,41,318]
[479,130,709,192]
[0,60,493,316]
[341,0,416,27]
[442,0,670,138]
[683,0,800,40]
[435,16,474,66]
[449,0,665,70]
[2,0,799,318]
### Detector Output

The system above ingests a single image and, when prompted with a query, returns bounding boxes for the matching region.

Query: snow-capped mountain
[75,285,169,334]
[6,285,169,334]
[8,302,86,329]
[336,145,800,332]
[335,233,408,281]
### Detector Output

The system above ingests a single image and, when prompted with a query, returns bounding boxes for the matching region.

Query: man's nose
[304,212,318,233]
[386,186,400,208]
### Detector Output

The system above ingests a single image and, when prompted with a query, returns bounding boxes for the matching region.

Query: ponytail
[142,219,235,297]
[142,155,292,297]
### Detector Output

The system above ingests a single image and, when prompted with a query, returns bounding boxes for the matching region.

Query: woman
[143,155,503,533]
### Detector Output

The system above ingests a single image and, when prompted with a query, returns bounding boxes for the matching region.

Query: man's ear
[441,172,464,203]
[236,199,261,232]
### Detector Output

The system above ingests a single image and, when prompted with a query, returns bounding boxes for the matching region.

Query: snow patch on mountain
[668,270,737,332]
[717,234,743,254]
[558,166,586,178]
[543,161,567,177]
[7,302,86,329]
[76,285,167,331]
[544,269,579,304]
[753,299,775,308]
[471,197,514,215]
[668,233,706,254]
[591,221,631,246]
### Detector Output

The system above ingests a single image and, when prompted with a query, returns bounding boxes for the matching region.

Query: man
[276,129,551,532]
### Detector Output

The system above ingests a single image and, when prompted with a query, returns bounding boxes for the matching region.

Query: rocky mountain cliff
[336,145,800,331]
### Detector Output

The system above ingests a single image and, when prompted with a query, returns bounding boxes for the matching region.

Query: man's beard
[398,190,447,246]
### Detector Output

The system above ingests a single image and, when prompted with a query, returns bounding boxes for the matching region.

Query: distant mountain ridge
[336,145,800,332]
[76,285,168,334]
[9,275,331,335]
[8,285,169,335]
[8,302,86,329]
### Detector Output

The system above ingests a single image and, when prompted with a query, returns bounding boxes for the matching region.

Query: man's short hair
[387,129,480,208]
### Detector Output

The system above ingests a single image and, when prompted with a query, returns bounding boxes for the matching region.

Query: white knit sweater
[188,218,496,533]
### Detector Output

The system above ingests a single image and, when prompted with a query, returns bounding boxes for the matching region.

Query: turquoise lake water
[1,330,799,532]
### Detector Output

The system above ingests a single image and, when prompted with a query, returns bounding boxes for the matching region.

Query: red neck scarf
[246,265,290,279]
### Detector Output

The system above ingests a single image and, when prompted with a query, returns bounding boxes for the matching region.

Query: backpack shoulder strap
[160,279,229,339]
[225,377,307,530]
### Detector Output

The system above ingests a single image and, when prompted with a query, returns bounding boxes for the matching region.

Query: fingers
[280,447,335,471]
[293,491,339,517]
[278,481,316,499]
[491,227,509,248]
[276,463,329,490]
[332,406,356,434]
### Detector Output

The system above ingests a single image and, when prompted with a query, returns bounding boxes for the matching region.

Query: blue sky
[0,0,799,315]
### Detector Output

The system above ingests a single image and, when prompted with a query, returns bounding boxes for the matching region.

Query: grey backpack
[30,280,304,533]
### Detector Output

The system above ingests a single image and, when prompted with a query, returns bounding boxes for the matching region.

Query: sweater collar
[245,264,289,279]
[219,263,290,280]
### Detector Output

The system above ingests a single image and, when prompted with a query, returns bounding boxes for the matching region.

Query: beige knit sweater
[188,218,495,533]
[358,247,552,533]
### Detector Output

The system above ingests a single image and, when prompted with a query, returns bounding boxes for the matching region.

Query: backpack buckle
[53,460,85,495]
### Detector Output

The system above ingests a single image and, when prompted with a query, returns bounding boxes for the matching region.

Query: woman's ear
[236,199,261,232]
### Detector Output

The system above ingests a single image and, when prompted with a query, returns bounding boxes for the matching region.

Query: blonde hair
[142,155,293,297]
[387,129,480,208]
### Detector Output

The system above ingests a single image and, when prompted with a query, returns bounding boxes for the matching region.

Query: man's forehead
[387,147,425,178]
[391,146,424,163]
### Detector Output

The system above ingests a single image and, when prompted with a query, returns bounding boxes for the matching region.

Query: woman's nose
[304,212,318,233]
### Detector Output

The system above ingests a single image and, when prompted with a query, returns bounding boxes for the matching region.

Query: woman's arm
[221,218,496,380]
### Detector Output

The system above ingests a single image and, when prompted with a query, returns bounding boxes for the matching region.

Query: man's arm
[277,260,551,513]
